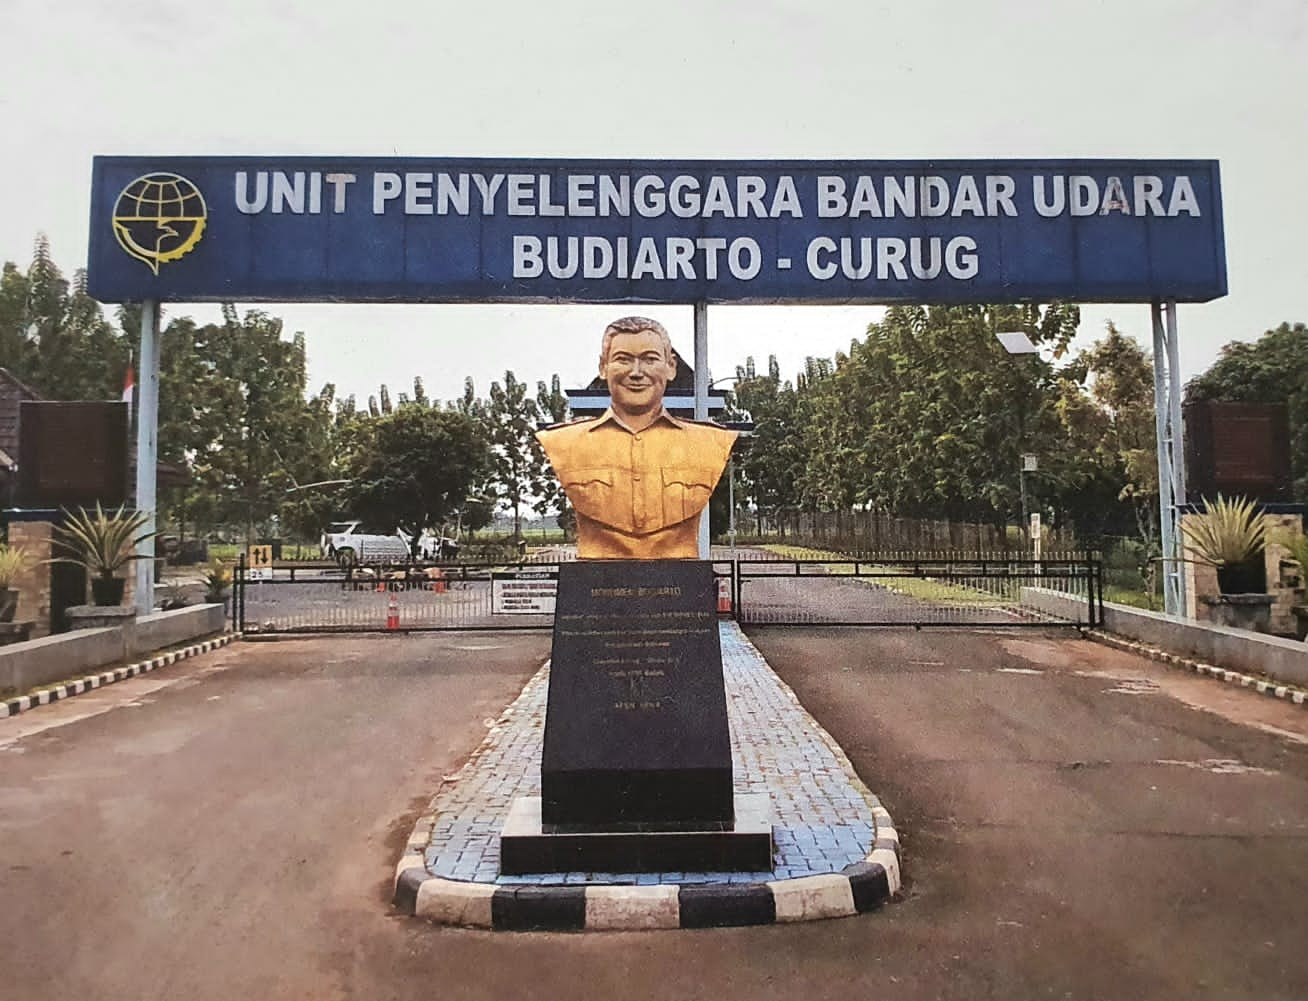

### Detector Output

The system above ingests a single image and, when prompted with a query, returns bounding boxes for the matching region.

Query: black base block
[543,768,734,827]
[499,795,773,875]
[542,561,734,827]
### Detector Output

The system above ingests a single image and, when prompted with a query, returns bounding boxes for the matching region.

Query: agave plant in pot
[0,544,34,622]
[48,504,160,607]
[1181,494,1268,594]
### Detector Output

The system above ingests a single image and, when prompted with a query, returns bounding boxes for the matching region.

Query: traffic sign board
[247,544,273,580]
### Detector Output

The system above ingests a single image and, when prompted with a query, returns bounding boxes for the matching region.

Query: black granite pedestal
[499,794,773,875]
[500,560,773,874]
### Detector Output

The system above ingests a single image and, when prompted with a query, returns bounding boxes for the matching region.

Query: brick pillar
[1179,511,1218,620]
[1264,513,1304,636]
[9,520,55,639]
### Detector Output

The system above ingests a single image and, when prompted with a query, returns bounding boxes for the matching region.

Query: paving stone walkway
[419,622,885,887]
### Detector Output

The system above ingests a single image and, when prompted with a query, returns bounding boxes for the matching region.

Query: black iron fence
[233,550,1102,634]
[728,552,1102,628]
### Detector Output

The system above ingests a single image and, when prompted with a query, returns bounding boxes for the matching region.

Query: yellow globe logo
[111,172,207,275]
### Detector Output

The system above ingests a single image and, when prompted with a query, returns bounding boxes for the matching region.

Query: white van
[319,521,411,567]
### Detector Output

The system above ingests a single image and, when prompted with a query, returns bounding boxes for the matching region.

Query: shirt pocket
[662,466,717,524]
[561,467,615,523]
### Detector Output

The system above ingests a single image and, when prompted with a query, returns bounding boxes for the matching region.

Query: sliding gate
[234,551,1101,633]
[729,553,1102,628]
[234,558,560,633]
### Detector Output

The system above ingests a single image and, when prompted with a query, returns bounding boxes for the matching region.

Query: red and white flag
[122,364,134,405]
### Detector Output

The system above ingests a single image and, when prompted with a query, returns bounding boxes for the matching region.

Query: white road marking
[1105,679,1161,695]
[1156,758,1277,776]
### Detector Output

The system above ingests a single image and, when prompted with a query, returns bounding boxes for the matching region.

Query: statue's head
[599,316,677,422]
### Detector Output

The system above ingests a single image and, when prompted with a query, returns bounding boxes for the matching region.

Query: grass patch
[1103,585,1156,610]
[758,544,1011,606]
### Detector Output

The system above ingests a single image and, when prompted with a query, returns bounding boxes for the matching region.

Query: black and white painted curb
[391,808,900,932]
[1089,629,1307,708]
[0,632,240,720]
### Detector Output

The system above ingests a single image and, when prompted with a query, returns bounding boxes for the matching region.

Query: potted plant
[203,560,233,608]
[1181,494,1267,594]
[0,544,33,622]
[1182,495,1274,631]
[48,503,160,607]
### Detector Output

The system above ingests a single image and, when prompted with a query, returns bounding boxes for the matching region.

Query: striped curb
[0,632,241,720]
[393,831,900,931]
[1088,629,1307,708]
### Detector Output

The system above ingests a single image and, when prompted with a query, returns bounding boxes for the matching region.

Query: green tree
[447,378,495,538]
[1054,322,1159,554]
[170,305,324,540]
[485,371,540,539]
[531,374,572,537]
[0,236,127,400]
[1186,322,1308,502]
[345,405,490,552]
[803,304,1078,524]
[732,355,808,534]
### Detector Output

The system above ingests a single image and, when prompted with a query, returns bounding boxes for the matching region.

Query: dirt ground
[2,627,1306,1000]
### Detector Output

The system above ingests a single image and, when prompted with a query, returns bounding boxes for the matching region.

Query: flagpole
[124,348,135,465]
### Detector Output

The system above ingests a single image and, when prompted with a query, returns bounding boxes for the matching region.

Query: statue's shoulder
[677,419,738,463]
[538,416,599,437]
[679,418,739,440]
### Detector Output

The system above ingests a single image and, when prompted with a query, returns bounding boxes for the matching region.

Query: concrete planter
[1198,593,1275,634]
[1,604,226,695]
[64,605,137,631]
[1292,605,1308,642]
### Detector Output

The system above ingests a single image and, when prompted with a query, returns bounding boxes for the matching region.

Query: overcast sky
[3,0,1304,405]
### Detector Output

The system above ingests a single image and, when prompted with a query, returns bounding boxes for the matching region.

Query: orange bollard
[717,578,732,614]
[386,593,399,630]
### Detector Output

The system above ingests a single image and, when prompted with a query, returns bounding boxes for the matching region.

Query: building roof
[0,367,42,401]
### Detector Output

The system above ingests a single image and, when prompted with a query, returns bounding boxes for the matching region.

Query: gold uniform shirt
[536,409,737,559]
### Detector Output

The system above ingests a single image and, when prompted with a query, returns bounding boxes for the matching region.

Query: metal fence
[233,557,558,633]
[233,549,1101,634]
[727,552,1101,628]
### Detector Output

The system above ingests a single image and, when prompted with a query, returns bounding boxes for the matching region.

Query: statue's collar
[589,407,685,434]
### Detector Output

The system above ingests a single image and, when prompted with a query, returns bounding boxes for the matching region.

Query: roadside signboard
[492,568,558,614]
[88,157,1226,306]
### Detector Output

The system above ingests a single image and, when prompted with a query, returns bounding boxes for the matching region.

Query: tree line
[2,236,1304,558]
[729,304,1307,557]
[1,237,569,550]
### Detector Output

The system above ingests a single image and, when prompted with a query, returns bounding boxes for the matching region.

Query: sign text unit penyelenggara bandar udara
[88,157,1226,305]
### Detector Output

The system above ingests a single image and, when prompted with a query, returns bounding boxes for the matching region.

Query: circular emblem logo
[111,172,207,275]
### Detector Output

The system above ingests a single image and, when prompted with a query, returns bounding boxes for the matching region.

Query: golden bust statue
[536,316,738,559]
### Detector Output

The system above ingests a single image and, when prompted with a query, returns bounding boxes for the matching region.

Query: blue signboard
[87,157,1226,305]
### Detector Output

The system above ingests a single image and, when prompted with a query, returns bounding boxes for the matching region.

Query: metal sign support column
[133,299,161,615]
[1151,300,1188,616]
[694,301,711,558]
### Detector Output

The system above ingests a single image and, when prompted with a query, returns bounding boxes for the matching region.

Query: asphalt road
[2,627,1306,1000]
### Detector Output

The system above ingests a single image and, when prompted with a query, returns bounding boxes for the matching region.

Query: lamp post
[997,329,1042,553]
[1020,453,1038,551]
